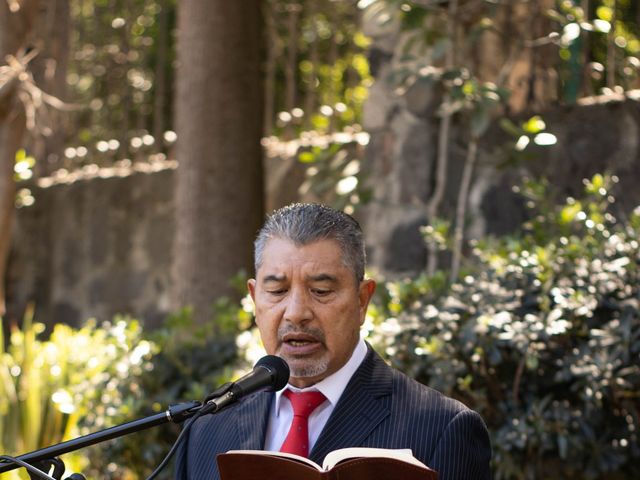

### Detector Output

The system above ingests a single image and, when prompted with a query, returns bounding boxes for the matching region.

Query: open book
[217,447,438,480]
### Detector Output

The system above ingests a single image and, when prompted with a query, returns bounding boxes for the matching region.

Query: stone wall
[358,6,640,278]
[359,90,640,278]
[7,92,640,329]
[7,164,176,328]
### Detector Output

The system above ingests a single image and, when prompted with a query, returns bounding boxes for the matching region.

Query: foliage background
[379,175,640,479]
[1,0,640,479]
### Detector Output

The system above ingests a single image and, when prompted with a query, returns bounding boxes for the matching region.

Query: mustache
[277,324,326,343]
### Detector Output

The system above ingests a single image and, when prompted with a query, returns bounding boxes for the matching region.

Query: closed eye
[267,289,287,295]
[312,289,332,296]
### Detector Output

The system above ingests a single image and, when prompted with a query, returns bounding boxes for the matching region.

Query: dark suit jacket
[174,347,492,479]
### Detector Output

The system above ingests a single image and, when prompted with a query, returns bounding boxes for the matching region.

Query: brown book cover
[217,448,438,480]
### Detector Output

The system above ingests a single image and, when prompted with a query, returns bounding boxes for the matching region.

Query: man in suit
[175,203,491,479]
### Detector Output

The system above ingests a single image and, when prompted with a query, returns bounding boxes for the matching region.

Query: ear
[358,279,376,324]
[247,278,257,302]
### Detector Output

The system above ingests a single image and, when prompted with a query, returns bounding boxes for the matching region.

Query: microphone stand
[0,392,222,480]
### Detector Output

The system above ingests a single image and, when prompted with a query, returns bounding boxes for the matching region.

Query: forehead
[257,237,346,277]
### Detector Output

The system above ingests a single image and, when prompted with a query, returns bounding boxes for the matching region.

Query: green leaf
[596,6,613,22]
[591,173,604,191]
[522,116,546,134]
[462,80,476,96]
[559,202,582,224]
[298,151,316,164]
[500,118,523,137]
[353,32,371,49]
[441,68,465,81]
[15,149,26,163]
[400,4,429,30]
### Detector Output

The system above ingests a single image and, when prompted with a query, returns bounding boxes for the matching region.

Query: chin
[287,359,329,380]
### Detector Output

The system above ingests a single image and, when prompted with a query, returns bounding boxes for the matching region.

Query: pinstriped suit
[174,346,492,480]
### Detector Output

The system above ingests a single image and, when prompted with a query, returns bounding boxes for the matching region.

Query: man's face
[248,237,376,388]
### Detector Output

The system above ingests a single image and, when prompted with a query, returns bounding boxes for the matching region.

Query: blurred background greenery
[1,0,639,478]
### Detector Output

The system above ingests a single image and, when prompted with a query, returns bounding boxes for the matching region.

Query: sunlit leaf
[15,149,26,162]
[596,6,613,22]
[462,80,475,96]
[515,135,530,151]
[533,132,557,146]
[588,173,604,193]
[335,173,357,195]
[559,201,582,224]
[298,151,316,164]
[522,116,546,134]
[593,19,611,33]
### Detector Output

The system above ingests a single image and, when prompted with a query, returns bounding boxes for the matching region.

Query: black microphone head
[256,355,290,391]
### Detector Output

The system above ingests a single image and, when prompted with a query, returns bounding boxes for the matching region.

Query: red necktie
[279,390,327,458]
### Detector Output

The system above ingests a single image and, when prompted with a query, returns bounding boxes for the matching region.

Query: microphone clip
[204,382,234,403]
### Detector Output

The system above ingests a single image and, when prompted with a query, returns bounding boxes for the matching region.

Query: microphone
[205,355,289,413]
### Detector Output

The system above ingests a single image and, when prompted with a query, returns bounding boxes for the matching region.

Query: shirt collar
[273,337,368,416]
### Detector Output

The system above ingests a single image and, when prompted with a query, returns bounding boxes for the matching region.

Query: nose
[283,287,312,325]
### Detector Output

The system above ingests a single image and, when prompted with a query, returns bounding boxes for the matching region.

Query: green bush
[383,174,640,479]
[89,305,249,479]
[0,281,251,479]
[0,312,243,480]
[0,311,153,479]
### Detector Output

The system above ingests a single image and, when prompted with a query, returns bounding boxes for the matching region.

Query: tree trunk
[327,2,339,133]
[117,0,131,158]
[152,0,170,151]
[173,0,264,326]
[426,0,457,277]
[606,0,617,90]
[0,100,26,317]
[283,0,300,139]
[263,0,278,137]
[302,0,318,131]
[30,0,70,176]
[449,137,478,284]
[0,0,41,316]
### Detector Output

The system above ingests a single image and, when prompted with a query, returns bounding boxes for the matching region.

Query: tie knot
[283,389,326,418]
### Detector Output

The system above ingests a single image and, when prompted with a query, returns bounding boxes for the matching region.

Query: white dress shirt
[263,338,368,453]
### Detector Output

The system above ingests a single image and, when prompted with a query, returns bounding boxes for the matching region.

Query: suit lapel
[309,347,393,464]
[235,391,273,450]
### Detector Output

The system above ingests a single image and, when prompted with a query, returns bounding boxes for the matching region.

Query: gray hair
[254,203,366,281]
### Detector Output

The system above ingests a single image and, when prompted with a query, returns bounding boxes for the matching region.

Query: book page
[322,447,429,471]
[225,449,323,471]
